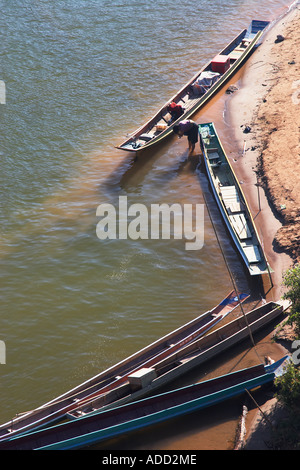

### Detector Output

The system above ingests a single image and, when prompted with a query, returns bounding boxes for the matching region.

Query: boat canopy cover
[192,71,220,95]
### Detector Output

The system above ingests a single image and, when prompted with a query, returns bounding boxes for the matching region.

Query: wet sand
[227,3,300,449]
[228,4,300,275]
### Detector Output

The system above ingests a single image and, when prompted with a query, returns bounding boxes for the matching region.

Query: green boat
[199,122,271,276]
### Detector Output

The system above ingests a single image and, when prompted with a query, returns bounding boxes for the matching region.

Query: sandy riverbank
[227,3,300,449]
[228,3,300,268]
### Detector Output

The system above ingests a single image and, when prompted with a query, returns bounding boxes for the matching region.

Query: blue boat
[48,300,286,421]
[0,356,289,450]
[0,290,248,442]
[199,122,271,276]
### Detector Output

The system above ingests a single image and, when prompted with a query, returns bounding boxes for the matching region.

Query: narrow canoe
[0,356,289,450]
[66,299,285,419]
[117,20,269,153]
[199,122,270,276]
[0,290,247,441]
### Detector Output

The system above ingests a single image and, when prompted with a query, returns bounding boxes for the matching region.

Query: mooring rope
[197,161,263,363]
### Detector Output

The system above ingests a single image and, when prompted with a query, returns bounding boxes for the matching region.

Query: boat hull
[117,20,269,153]
[0,291,247,441]
[31,301,285,421]
[199,122,270,276]
[0,356,288,450]
[88,300,284,413]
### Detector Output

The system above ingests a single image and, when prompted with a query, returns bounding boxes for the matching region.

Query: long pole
[245,389,274,429]
[256,175,261,213]
[198,168,257,352]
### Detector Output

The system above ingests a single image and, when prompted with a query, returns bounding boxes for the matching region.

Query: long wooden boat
[0,356,289,450]
[116,20,269,153]
[199,122,270,276]
[65,299,286,419]
[0,290,247,442]
[1,298,285,446]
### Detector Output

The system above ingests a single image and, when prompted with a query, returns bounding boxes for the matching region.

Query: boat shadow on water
[175,152,200,175]
[116,146,168,192]
[113,138,199,193]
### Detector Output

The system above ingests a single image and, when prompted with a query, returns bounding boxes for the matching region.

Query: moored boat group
[0,297,290,450]
[0,19,292,450]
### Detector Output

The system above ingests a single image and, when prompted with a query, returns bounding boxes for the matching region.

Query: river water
[0,0,295,449]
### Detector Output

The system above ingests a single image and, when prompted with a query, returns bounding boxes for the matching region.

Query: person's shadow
[177,151,202,174]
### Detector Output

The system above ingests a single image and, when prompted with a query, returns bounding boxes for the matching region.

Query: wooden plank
[229,213,251,240]
[220,186,243,213]
[220,185,239,196]
[228,50,243,60]
[244,245,261,263]
[208,151,220,160]
[227,202,243,214]
[220,187,239,200]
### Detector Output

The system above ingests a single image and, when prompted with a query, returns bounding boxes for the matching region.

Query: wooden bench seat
[229,50,244,60]
[220,185,244,213]
[229,213,252,240]
[244,245,261,263]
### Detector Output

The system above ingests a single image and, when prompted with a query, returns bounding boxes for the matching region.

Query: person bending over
[173,119,198,155]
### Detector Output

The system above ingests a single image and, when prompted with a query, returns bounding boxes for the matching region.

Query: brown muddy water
[0,0,295,450]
